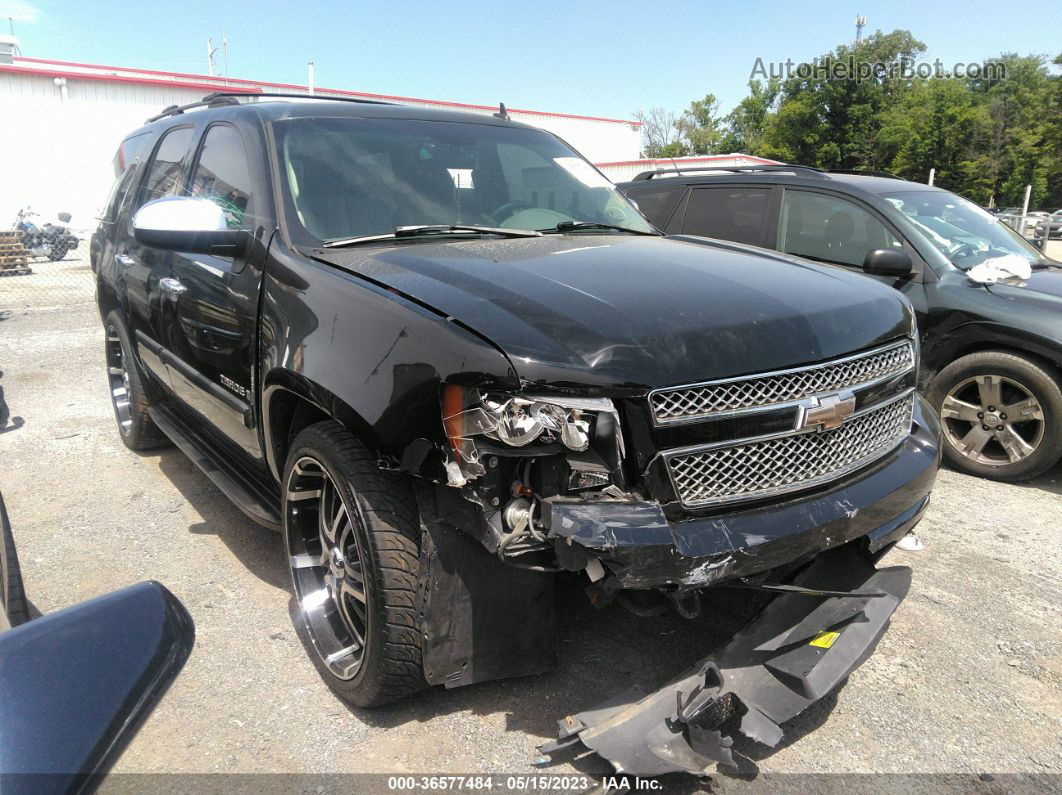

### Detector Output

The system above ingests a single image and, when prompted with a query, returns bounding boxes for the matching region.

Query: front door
[163,123,263,462]
[775,188,930,325]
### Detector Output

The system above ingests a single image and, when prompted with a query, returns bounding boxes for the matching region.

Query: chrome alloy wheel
[940,374,1045,467]
[105,324,133,436]
[285,456,369,680]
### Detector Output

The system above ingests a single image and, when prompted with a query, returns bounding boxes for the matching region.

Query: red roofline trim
[0,63,264,94]
[11,56,642,127]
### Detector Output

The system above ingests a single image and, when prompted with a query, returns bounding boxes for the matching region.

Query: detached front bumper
[541,394,941,589]
[539,542,912,776]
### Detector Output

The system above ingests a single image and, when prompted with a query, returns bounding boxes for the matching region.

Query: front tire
[283,421,426,707]
[928,351,1062,481]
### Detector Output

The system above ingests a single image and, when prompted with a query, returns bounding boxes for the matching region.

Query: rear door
[675,184,778,247]
[116,125,197,390]
[94,132,152,276]
[164,122,264,462]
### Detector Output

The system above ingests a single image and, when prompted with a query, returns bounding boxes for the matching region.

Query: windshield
[273,117,653,245]
[882,189,1047,269]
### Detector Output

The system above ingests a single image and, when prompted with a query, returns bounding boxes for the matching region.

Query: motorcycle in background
[14,206,80,261]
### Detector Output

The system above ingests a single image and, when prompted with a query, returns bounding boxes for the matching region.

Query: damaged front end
[426,373,937,596]
[538,544,912,776]
[436,383,632,579]
[411,369,937,775]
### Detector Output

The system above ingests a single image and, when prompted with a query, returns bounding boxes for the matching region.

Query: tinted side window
[189,125,254,229]
[135,127,195,211]
[680,187,770,246]
[102,132,152,221]
[780,190,902,268]
[625,186,682,228]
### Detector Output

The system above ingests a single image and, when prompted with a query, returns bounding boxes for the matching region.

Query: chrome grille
[650,341,914,424]
[665,392,914,508]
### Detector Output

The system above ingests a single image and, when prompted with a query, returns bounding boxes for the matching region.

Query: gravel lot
[0,251,1059,792]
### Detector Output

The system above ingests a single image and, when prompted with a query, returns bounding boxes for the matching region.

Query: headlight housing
[441,386,623,486]
[481,394,591,450]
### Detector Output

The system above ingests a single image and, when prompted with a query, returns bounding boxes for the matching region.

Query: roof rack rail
[145,91,396,124]
[826,168,900,179]
[631,164,826,181]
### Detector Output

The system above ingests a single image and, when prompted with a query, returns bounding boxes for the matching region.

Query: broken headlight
[441,386,624,486]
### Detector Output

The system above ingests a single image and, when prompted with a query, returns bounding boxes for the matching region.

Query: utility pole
[206,37,217,76]
[222,32,229,84]
[7,17,13,36]
[308,61,315,95]
[1020,184,1032,240]
[855,15,867,45]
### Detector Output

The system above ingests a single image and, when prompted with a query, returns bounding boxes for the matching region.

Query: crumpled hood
[314,235,912,389]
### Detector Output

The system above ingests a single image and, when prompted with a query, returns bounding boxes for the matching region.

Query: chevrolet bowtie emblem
[796,390,856,432]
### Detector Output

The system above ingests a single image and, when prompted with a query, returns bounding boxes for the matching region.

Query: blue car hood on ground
[315,234,912,388]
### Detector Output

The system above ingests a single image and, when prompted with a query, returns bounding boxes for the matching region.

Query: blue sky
[5,0,1061,121]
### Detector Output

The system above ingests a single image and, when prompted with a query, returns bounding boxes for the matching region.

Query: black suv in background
[620,166,1062,481]
[92,95,939,775]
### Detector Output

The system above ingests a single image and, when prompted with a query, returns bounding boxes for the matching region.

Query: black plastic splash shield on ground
[538,543,912,777]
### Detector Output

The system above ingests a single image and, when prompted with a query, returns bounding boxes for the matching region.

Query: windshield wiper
[323,224,542,248]
[543,221,660,236]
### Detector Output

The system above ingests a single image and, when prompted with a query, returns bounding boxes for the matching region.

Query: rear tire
[283,421,426,707]
[104,311,168,451]
[928,351,1062,481]
[48,242,70,261]
[1,493,29,627]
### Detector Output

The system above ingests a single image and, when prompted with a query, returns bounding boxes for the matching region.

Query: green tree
[762,30,927,169]
[666,32,1062,207]
[677,94,724,155]
[878,78,994,198]
[719,79,781,153]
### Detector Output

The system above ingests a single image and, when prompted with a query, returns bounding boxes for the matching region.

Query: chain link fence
[0,211,95,316]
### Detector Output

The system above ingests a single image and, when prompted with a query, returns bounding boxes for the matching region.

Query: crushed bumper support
[538,543,912,776]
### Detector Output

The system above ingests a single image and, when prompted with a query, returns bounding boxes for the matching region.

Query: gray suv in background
[620,166,1062,481]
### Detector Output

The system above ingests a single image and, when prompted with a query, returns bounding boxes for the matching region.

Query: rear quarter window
[624,186,683,228]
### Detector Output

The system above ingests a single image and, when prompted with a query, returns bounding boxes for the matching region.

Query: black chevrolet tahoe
[620,165,1062,482]
[94,94,940,775]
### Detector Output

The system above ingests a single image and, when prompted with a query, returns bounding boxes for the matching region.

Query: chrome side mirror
[133,197,247,256]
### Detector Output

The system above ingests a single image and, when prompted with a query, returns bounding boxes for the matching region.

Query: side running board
[149,407,282,531]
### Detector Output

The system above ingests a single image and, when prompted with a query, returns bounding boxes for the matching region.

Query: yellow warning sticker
[809,631,840,649]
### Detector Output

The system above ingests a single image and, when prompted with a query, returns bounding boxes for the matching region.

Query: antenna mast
[206,37,218,76]
[854,15,867,45]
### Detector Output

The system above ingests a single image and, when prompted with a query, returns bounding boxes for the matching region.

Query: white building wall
[0,63,641,227]
[0,72,208,224]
